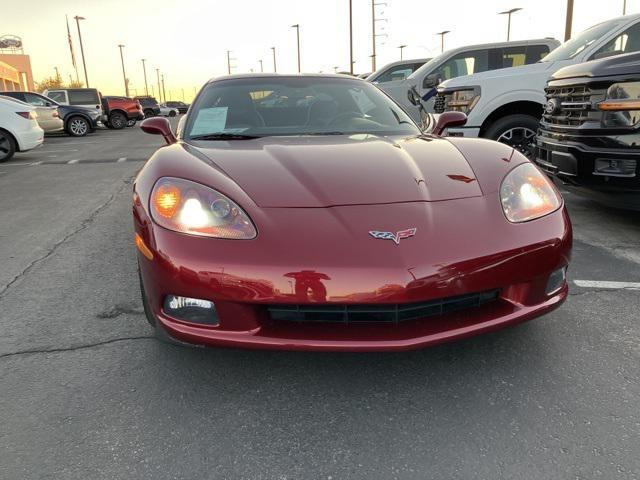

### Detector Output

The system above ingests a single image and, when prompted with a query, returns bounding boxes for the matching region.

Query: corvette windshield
[184,76,420,139]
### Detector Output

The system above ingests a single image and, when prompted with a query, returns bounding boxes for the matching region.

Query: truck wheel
[168,110,176,117]
[144,109,155,118]
[67,116,90,137]
[126,119,136,127]
[485,114,539,159]
[109,112,127,130]
[0,129,16,163]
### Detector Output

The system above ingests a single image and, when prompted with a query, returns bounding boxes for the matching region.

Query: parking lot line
[67,159,80,164]
[37,149,80,154]
[574,280,640,290]
[117,157,127,162]
[2,162,34,166]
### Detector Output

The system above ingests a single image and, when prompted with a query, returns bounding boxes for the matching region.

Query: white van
[378,38,560,116]
[434,14,640,156]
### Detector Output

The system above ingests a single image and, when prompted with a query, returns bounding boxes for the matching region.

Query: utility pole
[141,59,148,96]
[118,44,129,97]
[564,0,574,41]
[349,0,354,74]
[498,7,522,41]
[271,46,277,72]
[156,68,161,101]
[623,0,627,14]
[370,1,387,72]
[291,24,301,72]
[54,66,61,82]
[151,84,155,98]
[436,31,450,53]
[74,15,89,87]
[181,88,185,101]
[226,50,237,75]
[398,44,407,60]
[161,74,166,103]
[259,59,263,72]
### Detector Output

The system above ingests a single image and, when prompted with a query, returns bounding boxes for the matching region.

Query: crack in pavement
[0,335,155,360]
[97,303,145,319]
[0,177,134,300]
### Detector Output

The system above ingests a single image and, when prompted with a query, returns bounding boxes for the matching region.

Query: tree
[35,76,65,92]
[68,80,84,88]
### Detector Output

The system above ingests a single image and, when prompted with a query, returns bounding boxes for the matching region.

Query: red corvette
[133,74,572,351]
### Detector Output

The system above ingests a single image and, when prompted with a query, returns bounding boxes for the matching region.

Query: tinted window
[592,21,640,59]
[25,93,49,106]
[526,44,550,63]
[68,89,99,105]
[437,50,489,82]
[542,20,623,62]
[47,91,67,103]
[185,77,419,138]
[500,46,527,68]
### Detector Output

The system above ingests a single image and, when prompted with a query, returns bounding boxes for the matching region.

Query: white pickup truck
[434,13,640,157]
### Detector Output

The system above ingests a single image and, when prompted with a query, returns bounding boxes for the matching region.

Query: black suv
[164,100,189,114]
[134,96,161,117]
[536,51,640,210]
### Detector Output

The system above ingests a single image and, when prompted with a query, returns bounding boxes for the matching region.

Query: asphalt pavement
[0,121,638,480]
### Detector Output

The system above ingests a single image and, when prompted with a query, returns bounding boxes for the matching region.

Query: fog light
[163,295,219,325]
[546,267,567,295]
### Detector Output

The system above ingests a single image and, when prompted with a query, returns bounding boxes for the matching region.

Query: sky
[2,0,638,101]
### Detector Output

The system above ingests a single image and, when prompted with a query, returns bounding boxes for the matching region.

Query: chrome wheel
[69,117,88,136]
[497,127,537,158]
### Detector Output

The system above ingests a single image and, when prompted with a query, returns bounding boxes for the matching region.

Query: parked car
[164,100,189,114]
[535,51,640,210]
[159,103,179,117]
[42,88,105,124]
[380,39,559,116]
[102,96,144,129]
[133,74,571,350]
[366,58,430,84]
[0,96,44,162]
[0,90,62,133]
[3,91,100,137]
[134,96,161,118]
[434,14,640,156]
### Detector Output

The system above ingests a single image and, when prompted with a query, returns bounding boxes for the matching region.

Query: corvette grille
[267,290,500,324]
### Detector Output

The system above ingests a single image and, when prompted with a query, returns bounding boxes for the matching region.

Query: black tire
[0,129,16,163]
[126,119,136,127]
[138,268,198,347]
[109,111,127,130]
[484,114,540,159]
[66,116,90,137]
[143,109,155,118]
[168,110,176,117]
[105,122,115,129]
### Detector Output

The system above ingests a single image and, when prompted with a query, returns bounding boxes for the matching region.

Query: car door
[24,92,61,132]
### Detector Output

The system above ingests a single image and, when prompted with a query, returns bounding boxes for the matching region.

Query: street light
[398,44,407,60]
[141,59,148,96]
[498,7,522,41]
[117,44,129,97]
[74,16,89,87]
[271,46,277,72]
[161,74,166,102]
[291,24,301,72]
[259,59,263,72]
[436,31,450,53]
[349,0,354,74]
[156,68,161,102]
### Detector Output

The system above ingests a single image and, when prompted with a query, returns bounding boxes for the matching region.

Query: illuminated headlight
[445,88,481,114]
[598,82,640,128]
[150,177,257,239]
[500,163,562,223]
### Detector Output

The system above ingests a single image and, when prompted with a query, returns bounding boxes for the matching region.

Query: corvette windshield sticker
[191,107,229,135]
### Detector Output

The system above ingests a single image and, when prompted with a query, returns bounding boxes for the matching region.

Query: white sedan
[0,96,44,162]
[159,104,179,117]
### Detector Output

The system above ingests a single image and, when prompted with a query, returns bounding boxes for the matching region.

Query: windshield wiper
[190,133,262,140]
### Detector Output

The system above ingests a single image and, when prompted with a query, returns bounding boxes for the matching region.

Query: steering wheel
[328,110,364,127]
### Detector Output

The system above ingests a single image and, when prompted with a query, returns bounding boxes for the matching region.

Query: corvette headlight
[150,177,257,239]
[500,163,562,223]
[598,81,640,128]
[444,88,481,114]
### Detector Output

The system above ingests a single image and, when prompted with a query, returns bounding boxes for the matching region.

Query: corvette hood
[193,135,483,208]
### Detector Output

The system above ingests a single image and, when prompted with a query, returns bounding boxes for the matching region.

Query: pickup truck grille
[541,84,606,128]
[434,93,446,113]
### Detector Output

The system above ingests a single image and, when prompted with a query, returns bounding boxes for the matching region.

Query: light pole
[141,59,148,96]
[161,74,166,102]
[259,59,263,72]
[371,1,387,72]
[498,8,522,41]
[436,31,450,53]
[271,47,277,72]
[349,0,354,74]
[291,24,301,72]
[118,44,129,97]
[564,0,574,41]
[74,15,89,87]
[623,0,627,14]
[156,68,161,101]
[398,44,407,60]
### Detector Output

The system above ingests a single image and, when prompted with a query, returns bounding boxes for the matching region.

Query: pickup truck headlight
[440,88,481,114]
[598,81,640,128]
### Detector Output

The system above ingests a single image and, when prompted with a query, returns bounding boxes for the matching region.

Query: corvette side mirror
[433,111,467,136]
[141,117,177,145]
